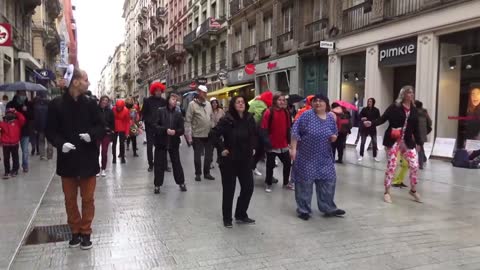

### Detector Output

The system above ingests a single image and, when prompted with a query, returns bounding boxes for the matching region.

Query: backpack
[452,149,480,169]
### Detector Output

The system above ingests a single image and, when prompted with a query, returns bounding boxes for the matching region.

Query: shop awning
[207,84,252,97]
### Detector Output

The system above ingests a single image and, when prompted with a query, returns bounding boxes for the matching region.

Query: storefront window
[258,75,269,93]
[438,28,480,148]
[341,52,366,127]
[277,70,290,94]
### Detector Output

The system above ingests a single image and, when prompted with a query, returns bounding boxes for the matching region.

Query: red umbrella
[334,100,358,111]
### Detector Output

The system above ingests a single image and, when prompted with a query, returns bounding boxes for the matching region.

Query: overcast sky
[74,0,125,94]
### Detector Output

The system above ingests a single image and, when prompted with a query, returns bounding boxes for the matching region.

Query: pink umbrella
[334,100,358,111]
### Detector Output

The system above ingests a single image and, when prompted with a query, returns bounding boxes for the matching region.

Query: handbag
[390,128,402,140]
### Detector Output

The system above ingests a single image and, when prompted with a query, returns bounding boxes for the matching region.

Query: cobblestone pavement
[10,145,480,270]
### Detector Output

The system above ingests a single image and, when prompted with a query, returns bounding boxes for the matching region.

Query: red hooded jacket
[256,91,273,107]
[294,95,314,121]
[113,100,130,135]
[0,111,26,145]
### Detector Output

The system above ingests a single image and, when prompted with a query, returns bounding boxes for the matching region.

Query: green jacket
[248,99,267,124]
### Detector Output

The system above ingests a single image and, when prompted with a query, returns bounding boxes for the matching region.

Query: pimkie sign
[378,38,417,67]
[0,23,12,47]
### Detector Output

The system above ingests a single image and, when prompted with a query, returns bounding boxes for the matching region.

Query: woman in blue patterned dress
[290,94,346,220]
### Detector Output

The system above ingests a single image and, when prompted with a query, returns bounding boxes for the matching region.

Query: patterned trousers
[385,142,418,188]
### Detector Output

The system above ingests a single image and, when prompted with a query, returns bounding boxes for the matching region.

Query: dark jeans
[295,179,337,215]
[154,146,185,187]
[30,132,39,154]
[3,145,19,174]
[332,133,348,161]
[252,135,265,169]
[112,132,126,159]
[97,135,111,170]
[418,145,427,168]
[220,160,254,222]
[146,128,155,166]
[265,151,291,186]
[359,130,378,157]
[126,135,138,154]
[470,150,480,160]
[192,137,213,176]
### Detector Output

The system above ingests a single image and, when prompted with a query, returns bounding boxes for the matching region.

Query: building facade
[112,43,127,98]
[98,56,113,99]
[328,0,479,157]
[0,0,43,84]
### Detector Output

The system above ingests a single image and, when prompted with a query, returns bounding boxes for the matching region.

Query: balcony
[183,30,197,51]
[304,18,328,45]
[277,30,293,54]
[232,51,243,68]
[243,0,254,8]
[220,59,227,69]
[155,36,168,53]
[45,23,60,55]
[230,0,240,17]
[342,1,373,33]
[150,16,159,30]
[259,39,272,59]
[46,0,61,19]
[150,42,158,58]
[244,45,256,64]
[384,0,421,18]
[136,30,149,46]
[157,7,167,23]
[166,44,186,64]
[23,0,42,14]
[197,17,224,41]
[137,13,146,24]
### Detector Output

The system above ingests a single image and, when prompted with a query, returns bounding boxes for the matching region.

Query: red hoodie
[0,111,26,145]
[113,100,130,135]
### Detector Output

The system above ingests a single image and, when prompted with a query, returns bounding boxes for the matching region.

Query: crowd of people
[0,65,440,249]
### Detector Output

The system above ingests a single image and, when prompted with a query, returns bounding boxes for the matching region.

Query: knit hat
[149,82,166,95]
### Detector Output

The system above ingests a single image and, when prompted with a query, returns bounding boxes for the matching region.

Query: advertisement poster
[466,140,480,151]
[465,87,480,140]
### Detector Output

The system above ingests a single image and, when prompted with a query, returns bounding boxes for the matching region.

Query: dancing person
[142,82,167,172]
[290,94,345,220]
[152,93,187,194]
[46,65,103,249]
[185,85,215,181]
[331,103,352,164]
[364,85,423,203]
[112,99,130,164]
[358,98,381,162]
[261,93,293,192]
[211,95,256,228]
[97,96,114,177]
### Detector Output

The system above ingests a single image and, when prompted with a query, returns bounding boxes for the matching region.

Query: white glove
[62,143,76,153]
[79,133,91,143]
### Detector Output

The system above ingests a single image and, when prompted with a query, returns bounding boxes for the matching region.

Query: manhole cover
[25,224,71,245]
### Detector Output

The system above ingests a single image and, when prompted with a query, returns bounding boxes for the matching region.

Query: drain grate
[25,224,72,245]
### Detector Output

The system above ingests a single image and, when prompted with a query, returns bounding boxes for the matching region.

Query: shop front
[254,54,299,95]
[301,55,328,97]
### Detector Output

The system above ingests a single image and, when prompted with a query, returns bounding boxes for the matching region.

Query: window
[234,31,242,51]
[263,16,272,40]
[220,42,226,61]
[211,3,216,19]
[282,5,293,33]
[248,24,256,46]
[343,0,366,10]
[210,46,216,71]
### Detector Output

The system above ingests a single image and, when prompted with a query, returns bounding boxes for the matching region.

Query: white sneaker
[101,170,107,177]
[275,159,279,166]
[96,173,100,177]
[375,157,381,162]
[358,157,363,161]
[265,185,272,193]
[253,168,262,176]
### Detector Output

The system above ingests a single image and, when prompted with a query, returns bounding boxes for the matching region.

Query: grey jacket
[185,99,213,139]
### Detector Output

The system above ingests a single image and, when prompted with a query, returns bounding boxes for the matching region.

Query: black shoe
[112,159,116,164]
[195,175,201,182]
[272,177,279,184]
[223,220,233,228]
[204,174,215,180]
[324,209,346,217]
[179,184,187,192]
[236,217,255,225]
[121,158,126,164]
[154,186,160,194]
[147,165,153,172]
[80,234,92,250]
[133,153,139,157]
[23,168,28,173]
[335,160,343,164]
[298,213,310,221]
[11,171,18,177]
[118,154,121,158]
[165,167,171,172]
[69,233,82,248]
[400,183,408,188]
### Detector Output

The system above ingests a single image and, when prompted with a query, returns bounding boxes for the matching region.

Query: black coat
[99,106,115,137]
[7,97,34,137]
[211,112,257,164]
[142,96,167,129]
[33,97,49,132]
[374,103,423,149]
[46,93,103,178]
[359,106,381,135]
[153,106,184,149]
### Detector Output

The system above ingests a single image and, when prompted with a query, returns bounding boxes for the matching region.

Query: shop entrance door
[393,65,416,101]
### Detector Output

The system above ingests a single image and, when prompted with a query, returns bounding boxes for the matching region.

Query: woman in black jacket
[211,95,257,228]
[364,85,423,204]
[98,96,114,177]
[152,93,186,194]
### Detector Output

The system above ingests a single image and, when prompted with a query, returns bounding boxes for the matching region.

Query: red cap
[257,91,273,107]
